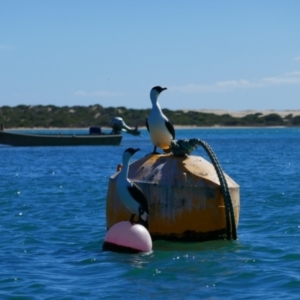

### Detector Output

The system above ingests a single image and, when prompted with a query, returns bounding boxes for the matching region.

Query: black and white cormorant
[146,86,175,154]
[116,148,149,228]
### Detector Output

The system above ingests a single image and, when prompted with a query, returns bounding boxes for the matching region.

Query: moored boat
[0,129,122,147]
[0,117,139,147]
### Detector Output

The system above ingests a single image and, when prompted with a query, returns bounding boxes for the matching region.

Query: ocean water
[1,127,300,299]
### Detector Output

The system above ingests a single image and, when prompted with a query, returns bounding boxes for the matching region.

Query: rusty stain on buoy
[106,153,240,241]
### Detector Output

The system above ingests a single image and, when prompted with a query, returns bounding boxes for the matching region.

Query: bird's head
[150,86,167,105]
[122,148,140,164]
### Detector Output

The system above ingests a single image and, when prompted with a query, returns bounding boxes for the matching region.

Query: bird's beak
[162,87,167,91]
[133,148,140,154]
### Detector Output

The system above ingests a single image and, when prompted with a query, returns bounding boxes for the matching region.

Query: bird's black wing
[165,120,175,139]
[127,183,149,214]
[145,118,149,132]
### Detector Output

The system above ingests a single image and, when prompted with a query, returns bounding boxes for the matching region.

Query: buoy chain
[194,139,237,240]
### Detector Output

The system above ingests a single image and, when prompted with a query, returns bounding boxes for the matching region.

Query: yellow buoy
[106,153,239,241]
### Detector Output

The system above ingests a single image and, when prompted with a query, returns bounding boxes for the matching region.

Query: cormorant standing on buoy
[116,148,150,228]
[146,86,175,154]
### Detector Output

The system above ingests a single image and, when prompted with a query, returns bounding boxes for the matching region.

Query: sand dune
[194,109,300,118]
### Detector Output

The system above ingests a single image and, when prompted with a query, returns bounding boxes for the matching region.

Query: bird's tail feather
[163,147,171,153]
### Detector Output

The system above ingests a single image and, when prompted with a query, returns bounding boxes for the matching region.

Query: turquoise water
[1,128,300,299]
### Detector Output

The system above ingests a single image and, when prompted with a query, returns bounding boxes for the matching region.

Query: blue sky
[1,1,300,111]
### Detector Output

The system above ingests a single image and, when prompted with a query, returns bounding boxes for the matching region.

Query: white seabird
[146,86,175,154]
[116,148,150,228]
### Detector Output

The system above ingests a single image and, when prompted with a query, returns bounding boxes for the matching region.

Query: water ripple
[1,129,300,299]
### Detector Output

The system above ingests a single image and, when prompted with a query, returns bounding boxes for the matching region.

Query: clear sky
[1,1,300,111]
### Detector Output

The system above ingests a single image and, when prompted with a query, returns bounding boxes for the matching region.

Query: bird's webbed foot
[146,146,160,155]
[129,214,136,225]
[152,151,160,155]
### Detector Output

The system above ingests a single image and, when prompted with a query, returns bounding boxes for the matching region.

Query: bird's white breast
[148,110,173,149]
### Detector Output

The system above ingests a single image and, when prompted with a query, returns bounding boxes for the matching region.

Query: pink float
[103,221,152,253]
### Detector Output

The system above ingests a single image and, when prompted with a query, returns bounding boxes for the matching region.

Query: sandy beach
[191,109,300,117]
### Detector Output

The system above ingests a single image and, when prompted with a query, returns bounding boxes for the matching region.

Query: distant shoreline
[6,125,295,131]
[188,109,300,117]
[2,108,300,129]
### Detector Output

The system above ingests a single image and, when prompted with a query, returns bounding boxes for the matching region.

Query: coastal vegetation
[1,105,300,128]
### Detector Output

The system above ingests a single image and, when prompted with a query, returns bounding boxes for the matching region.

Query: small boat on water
[0,117,139,147]
[0,129,122,147]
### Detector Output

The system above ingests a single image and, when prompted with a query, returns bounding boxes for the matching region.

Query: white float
[103,221,152,253]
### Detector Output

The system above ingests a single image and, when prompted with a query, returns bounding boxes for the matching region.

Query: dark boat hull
[0,131,122,146]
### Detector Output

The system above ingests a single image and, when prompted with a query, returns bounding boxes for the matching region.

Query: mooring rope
[170,138,237,240]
